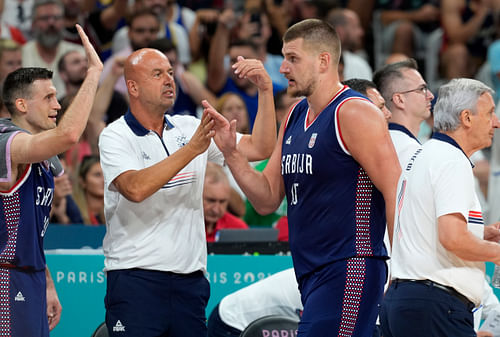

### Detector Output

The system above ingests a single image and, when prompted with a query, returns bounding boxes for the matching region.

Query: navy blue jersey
[281,86,388,280]
[0,162,54,271]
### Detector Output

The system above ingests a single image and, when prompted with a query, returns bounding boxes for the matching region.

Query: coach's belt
[393,278,475,310]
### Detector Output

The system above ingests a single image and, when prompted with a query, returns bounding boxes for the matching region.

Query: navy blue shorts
[380,281,475,337]
[0,267,48,337]
[298,257,386,337]
[105,268,210,337]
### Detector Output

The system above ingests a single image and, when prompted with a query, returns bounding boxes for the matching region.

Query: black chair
[240,315,299,337]
[91,322,108,337]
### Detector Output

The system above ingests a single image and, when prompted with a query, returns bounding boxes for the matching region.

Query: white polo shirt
[99,111,229,274]
[389,123,422,169]
[219,268,302,330]
[391,132,485,305]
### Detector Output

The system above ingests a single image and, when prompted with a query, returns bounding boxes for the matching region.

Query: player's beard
[290,79,315,98]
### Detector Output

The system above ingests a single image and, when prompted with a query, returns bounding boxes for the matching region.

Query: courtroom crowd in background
[3,0,500,235]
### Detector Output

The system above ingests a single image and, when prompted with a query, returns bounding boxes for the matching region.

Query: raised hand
[185,109,215,155]
[202,99,238,155]
[232,56,272,91]
[76,24,103,74]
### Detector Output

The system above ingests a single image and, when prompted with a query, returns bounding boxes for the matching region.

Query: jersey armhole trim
[335,97,370,155]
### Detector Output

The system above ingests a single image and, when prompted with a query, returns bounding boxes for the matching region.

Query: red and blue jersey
[281,86,388,280]
[0,160,54,271]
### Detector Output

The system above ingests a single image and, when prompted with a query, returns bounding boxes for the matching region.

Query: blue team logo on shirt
[176,135,187,147]
[308,133,317,148]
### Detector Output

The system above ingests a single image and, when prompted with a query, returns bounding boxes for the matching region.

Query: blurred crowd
[3,0,499,236]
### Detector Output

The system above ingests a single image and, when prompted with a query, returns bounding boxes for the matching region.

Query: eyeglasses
[391,85,429,101]
[131,27,160,34]
[35,15,63,22]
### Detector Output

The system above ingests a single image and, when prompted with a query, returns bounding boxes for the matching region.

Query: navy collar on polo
[388,122,421,145]
[431,131,474,168]
[124,109,175,136]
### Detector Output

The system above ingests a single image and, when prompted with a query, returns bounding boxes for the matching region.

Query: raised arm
[11,25,102,165]
[110,111,215,203]
[206,8,235,93]
[99,0,128,31]
[209,106,286,214]
[87,56,126,154]
[441,0,491,44]
[380,4,439,26]
[204,56,276,161]
[189,8,219,61]
[339,99,401,246]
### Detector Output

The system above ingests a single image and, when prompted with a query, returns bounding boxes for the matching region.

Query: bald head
[124,47,176,112]
[124,48,169,81]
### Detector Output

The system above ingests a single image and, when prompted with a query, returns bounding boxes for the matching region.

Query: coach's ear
[460,109,472,128]
[126,80,138,98]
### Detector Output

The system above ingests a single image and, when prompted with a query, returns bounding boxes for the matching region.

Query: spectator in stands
[50,156,84,224]
[112,0,191,64]
[22,0,85,99]
[0,39,22,117]
[242,89,296,228]
[216,92,249,134]
[58,50,120,173]
[58,50,87,98]
[164,0,196,38]
[0,40,22,84]
[149,37,217,117]
[376,0,440,63]
[441,0,498,79]
[235,9,288,89]
[214,92,249,218]
[204,162,248,242]
[61,0,127,60]
[102,9,161,97]
[343,78,392,121]
[0,0,33,38]
[207,268,302,337]
[326,8,373,80]
[0,16,26,45]
[187,7,219,80]
[73,155,105,225]
[274,88,301,126]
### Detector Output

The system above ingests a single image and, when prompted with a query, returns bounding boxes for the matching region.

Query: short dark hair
[342,78,376,96]
[127,8,159,27]
[32,0,63,17]
[229,39,259,54]
[373,58,418,103]
[148,38,176,54]
[283,19,341,64]
[3,67,53,115]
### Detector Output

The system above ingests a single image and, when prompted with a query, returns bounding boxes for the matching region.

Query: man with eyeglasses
[22,0,85,99]
[373,58,434,168]
[379,78,500,337]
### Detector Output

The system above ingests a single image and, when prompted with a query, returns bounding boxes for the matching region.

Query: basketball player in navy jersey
[208,19,401,336]
[0,25,102,336]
